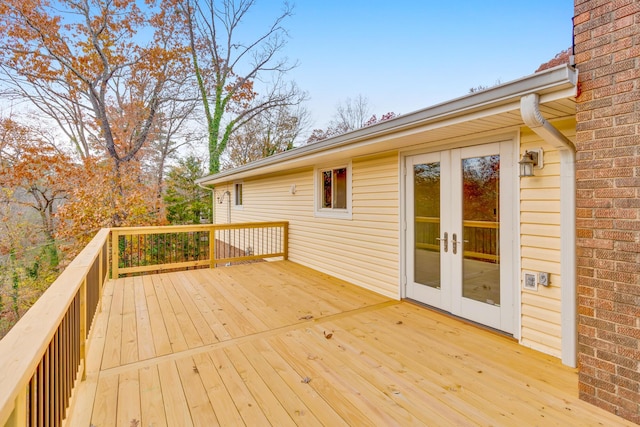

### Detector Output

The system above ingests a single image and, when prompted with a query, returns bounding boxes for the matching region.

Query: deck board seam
[97,300,401,378]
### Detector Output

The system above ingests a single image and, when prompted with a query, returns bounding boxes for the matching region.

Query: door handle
[451,234,468,255]
[436,232,448,252]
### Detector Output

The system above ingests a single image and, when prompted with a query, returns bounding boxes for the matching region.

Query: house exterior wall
[519,118,576,358]
[215,125,580,361]
[215,152,400,298]
[574,0,640,423]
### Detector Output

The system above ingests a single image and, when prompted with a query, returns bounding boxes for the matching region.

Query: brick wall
[574,0,640,423]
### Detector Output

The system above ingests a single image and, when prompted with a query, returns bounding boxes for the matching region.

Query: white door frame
[401,137,519,336]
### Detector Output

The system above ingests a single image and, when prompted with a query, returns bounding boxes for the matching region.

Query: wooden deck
[68,261,630,426]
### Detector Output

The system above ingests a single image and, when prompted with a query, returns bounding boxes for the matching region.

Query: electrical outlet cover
[523,272,537,291]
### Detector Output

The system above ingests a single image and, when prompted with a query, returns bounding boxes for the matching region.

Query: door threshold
[404,298,516,341]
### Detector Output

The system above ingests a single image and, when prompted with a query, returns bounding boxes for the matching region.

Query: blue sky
[248,1,574,129]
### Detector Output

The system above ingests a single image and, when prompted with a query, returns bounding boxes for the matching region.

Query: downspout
[520,93,576,367]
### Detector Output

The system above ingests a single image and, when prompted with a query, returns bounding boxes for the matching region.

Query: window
[234,182,243,207]
[316,163,351,218]
[322,168,347,208]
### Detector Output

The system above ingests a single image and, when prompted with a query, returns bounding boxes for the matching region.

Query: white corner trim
[521,93,577,368]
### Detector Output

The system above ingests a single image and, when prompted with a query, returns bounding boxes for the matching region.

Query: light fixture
[519,148,543,177]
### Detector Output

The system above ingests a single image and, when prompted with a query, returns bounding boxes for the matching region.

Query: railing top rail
[0,228,110,424]
[112,224,215,233]
[112,221,288,234]
[212,221,288,230]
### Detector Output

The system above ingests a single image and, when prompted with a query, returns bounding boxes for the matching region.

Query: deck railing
[0,222,287,426]
[0,229,109,427]
[112,222,288,277]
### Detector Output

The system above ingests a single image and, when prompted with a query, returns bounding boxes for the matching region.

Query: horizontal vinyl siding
[519,119,575,358]
[215,153,400,298]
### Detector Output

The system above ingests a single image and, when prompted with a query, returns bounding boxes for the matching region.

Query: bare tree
[331,94,373,133]
[179,0,307,173]
[224,104,309,168]
[307,95,397,143]
[140,77,202,216]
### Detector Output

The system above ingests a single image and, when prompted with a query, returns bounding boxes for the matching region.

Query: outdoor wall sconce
[519,148,544,177]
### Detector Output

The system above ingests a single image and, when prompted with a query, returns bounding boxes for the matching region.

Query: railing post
[5,387,26,427]
[111,230,119,279]
[283,222,288,261]
[209,226,216,269]
[98,245,104,312]
[79,278,87,381]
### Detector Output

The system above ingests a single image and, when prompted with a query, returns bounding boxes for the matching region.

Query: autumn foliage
[0,119,75,240]
[0,119,75,335]
[55,159,166,252]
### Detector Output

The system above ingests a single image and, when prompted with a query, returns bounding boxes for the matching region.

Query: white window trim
[314,161,352,219]
[233,181,244,210]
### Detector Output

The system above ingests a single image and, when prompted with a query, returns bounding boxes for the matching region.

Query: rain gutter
[197,65,577,186]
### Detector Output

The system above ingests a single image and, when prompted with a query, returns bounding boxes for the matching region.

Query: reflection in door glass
[462,155,500,305]
[414,163,440,288]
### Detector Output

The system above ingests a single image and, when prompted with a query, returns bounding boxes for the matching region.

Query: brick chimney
[573,0,640,423]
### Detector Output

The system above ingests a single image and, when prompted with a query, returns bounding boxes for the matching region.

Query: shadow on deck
[70,261,630,426]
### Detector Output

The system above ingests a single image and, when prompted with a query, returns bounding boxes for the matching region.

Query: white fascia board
[197,65,577,186]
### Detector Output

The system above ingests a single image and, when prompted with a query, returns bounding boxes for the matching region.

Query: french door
[405,142,515,333]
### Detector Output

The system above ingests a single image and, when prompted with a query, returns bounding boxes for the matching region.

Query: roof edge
[198,64,577,185]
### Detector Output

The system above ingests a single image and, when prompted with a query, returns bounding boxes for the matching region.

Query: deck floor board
[70,261,633,426]
[139,364,167,427]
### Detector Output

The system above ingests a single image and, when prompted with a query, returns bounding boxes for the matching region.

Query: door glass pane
[461,155,500,305]
[414,162,440,288]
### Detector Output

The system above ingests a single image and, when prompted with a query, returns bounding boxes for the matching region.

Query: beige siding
[214,153,400,298]
[212,119,576,361]
[519,118,575,358]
